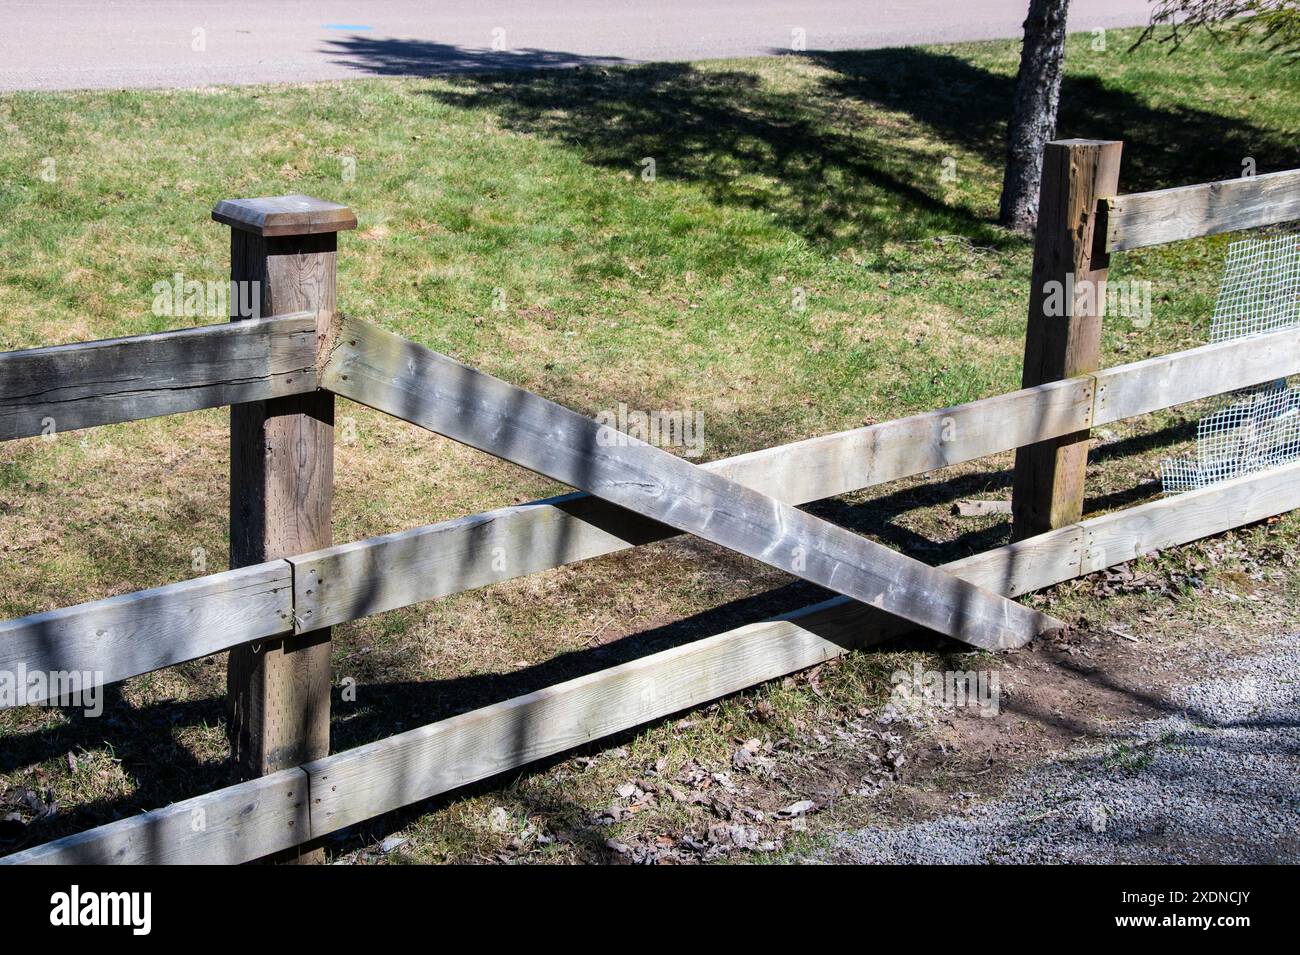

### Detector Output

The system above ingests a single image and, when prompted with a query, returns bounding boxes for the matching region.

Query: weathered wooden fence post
[1012,139,1122,541]
[213,195,356,861]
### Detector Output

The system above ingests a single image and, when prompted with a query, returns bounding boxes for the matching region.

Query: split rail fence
[2,140,1299,863]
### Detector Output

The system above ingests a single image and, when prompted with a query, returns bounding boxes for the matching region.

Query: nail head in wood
[212,195,357,237]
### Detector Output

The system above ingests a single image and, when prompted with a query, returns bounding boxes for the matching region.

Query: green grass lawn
[1,28,1298,862]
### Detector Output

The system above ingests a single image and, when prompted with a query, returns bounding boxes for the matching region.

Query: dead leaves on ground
[576,703,912,864]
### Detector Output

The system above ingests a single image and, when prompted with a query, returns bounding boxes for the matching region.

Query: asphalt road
[0,1,1155,92]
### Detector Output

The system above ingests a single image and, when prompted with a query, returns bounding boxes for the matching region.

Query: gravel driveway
[815,634,1300,864]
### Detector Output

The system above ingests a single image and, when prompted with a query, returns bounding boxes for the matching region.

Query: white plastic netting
[1209,232,1300,343]
[1161,230,1300,494]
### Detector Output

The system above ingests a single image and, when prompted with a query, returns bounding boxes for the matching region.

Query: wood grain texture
[0,314,317,442]
[0,563,293,708]
[0,321,1285,703]
[226,227,338,804]
[322,316,1061,650]
[0,769,309,865]
[710,376,1093,505]
[1013,139,1123,541]
[1102,168,1300,252]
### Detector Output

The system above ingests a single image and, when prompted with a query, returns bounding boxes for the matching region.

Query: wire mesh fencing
[1162,229,1300,493]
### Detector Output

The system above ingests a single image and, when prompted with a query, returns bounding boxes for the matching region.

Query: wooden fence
[2,142,1299,864]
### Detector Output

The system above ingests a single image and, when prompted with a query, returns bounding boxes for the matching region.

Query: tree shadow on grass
[808,47,1299,194]
[423,57,1002,252]
[347,39,1298,252]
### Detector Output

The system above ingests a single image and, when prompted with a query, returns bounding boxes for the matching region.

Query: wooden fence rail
[1102,168,1300,252]
[0,313,318,442]
[3,143,1299,864]
[0,563,293,706]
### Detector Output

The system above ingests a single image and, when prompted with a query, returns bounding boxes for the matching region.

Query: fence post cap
[1047,138,1123,148]
[212,194,357,237]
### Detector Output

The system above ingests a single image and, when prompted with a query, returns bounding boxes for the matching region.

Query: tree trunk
[999,0,1072,233]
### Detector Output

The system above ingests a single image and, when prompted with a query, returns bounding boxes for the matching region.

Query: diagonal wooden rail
[291,322,1300,629]
[320,316,1062,650]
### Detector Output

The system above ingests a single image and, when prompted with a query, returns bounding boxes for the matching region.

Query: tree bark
[999,0,1072,233]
